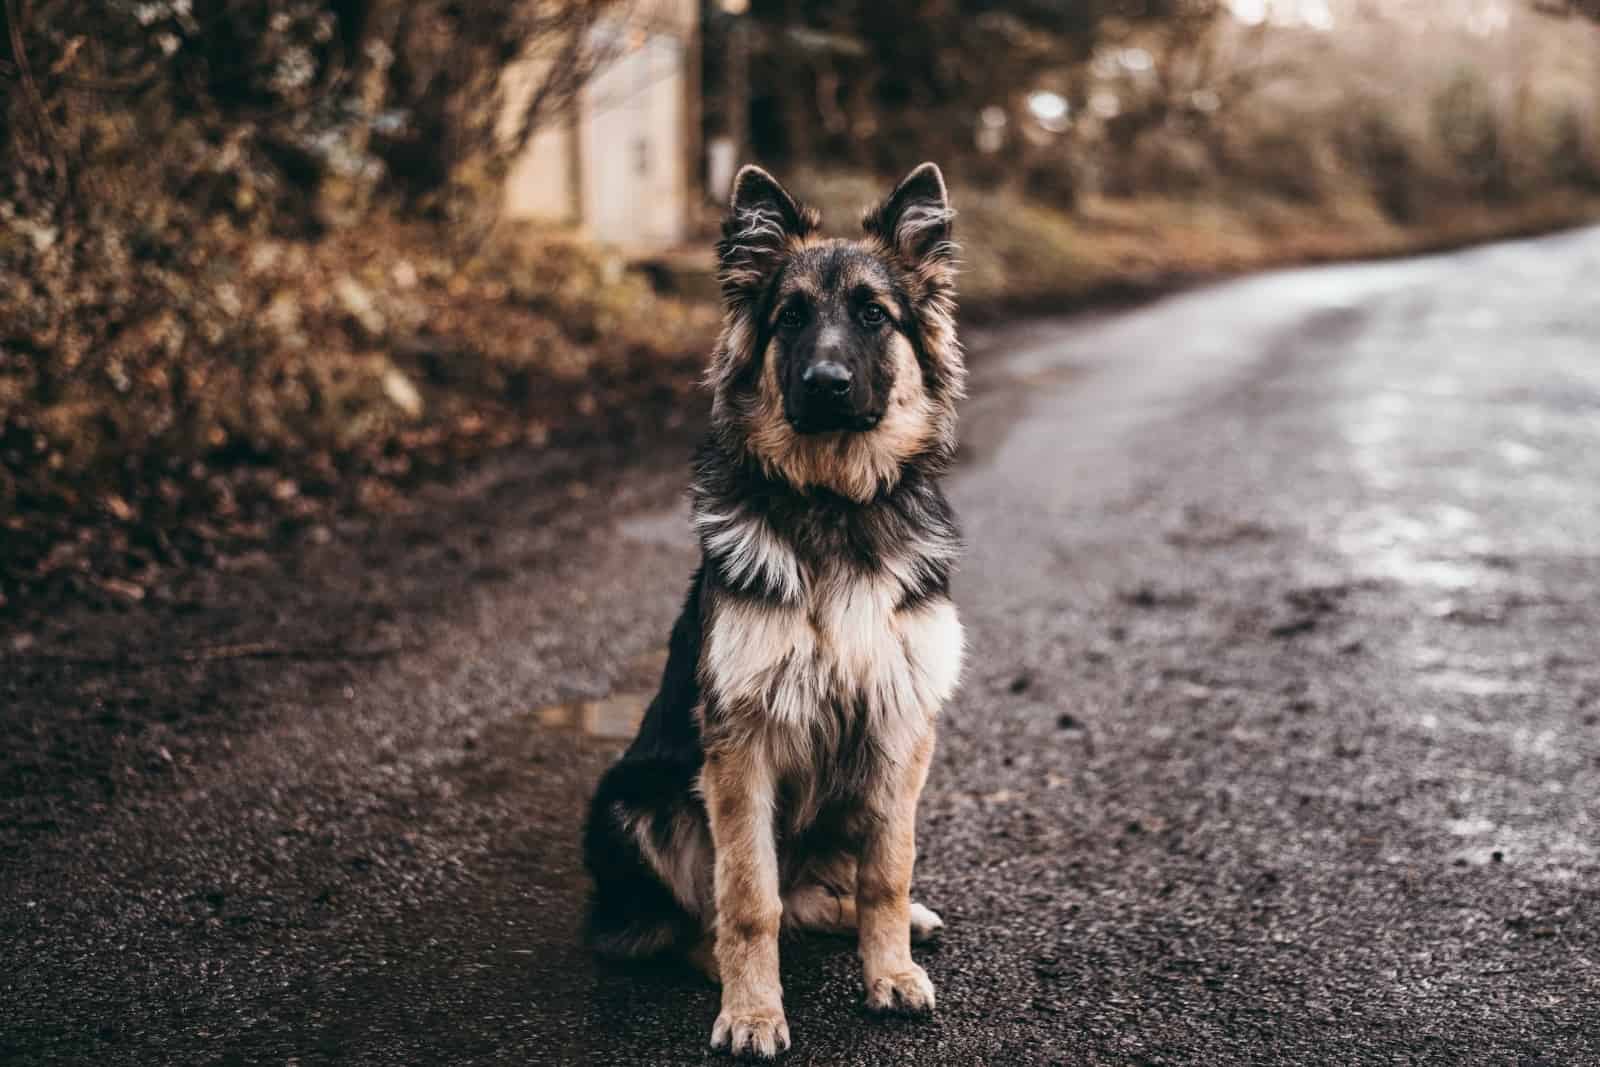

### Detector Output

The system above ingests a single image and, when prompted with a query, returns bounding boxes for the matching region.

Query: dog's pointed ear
[718,165,818,304]
[730,165,805,234]
[866,164,963,402]
[863,162,955,271]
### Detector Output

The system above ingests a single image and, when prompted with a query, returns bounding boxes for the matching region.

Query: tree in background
[0,0,618,226]
[732,0,1221,175]
[0,0,623,456]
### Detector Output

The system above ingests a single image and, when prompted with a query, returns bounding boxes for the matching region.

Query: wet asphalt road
[5,228,1600,1066]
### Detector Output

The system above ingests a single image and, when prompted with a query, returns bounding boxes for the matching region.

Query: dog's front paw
[865,963,936,1015]
[710,1008,791,1059]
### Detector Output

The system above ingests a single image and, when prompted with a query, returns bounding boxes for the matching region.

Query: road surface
[4,227,1599,1065]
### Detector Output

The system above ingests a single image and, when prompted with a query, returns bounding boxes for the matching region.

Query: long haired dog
[583,163,966,1059]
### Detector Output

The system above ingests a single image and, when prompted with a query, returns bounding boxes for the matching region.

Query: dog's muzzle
[789,361,880,434]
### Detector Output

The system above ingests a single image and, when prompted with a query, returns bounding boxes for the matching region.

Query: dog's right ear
[717,165,818,305]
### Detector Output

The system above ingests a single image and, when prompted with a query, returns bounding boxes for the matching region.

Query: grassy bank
[0,215,718,612]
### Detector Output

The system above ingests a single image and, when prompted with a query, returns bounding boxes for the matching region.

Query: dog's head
[708,164,964,502]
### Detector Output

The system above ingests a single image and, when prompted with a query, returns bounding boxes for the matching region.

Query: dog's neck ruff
[690,444,959,611]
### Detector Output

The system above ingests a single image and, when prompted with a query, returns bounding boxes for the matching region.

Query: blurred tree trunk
[322,0,403,225]
[348,1,403,162]
[779,0,813,163]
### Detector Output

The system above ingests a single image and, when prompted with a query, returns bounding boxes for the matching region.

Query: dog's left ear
[717,165,819,305]
[866,164,964,404]
[863,162,956,275]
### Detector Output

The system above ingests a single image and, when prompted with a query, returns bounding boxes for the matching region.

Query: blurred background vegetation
[3,0,1600,608]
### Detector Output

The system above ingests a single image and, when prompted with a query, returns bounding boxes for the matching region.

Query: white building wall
[500,0,696,251]
[579,34,687,248]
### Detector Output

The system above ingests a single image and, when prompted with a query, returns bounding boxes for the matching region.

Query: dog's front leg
[857,725,937,1015]
[702,748,789,1058]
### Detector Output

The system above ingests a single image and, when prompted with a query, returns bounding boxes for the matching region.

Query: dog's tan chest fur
[704,567,962,774]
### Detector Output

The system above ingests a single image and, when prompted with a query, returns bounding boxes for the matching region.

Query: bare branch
[4,0,67,199]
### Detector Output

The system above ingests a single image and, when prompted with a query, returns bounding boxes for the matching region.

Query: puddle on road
[1437,796,1595,879]
[1495,440,1544,468]
[1443,822,1597,877]
[537,694,651,740]
[532,647,664,741]
[1407,644,1542,707]
[1416,669,1539,698]
[1335,503,1506,594]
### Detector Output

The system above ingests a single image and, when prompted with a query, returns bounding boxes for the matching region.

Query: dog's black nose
[802,361,852,397]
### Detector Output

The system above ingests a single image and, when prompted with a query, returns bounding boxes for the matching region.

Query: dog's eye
[778,307,805,330]
[859,303,887,327]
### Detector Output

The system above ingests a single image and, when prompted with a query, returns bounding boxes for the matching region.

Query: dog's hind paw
[909,902,944,943]
[865,964,936,1015]
[710,1009,790,1059]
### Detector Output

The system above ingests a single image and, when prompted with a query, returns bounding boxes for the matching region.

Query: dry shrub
[1538,104,1600,190]
[1072,6,1600,223]
[1118,127,1218,198]
[1019,152,1088,210]
[1337,104,1427,223]
[1214,117,1336,204]
[0,201,716,601]
[1431,70,1512,200]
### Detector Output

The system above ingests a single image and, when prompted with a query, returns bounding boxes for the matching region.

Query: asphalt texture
[5,228,1600,1066]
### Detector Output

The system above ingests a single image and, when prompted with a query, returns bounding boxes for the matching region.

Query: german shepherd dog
[583,163,966,1059]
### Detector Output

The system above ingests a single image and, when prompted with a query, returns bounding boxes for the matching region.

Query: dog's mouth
[786,409,883,435]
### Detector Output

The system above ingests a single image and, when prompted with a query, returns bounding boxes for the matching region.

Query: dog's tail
[586,851,703,961]
[586,897,698,960]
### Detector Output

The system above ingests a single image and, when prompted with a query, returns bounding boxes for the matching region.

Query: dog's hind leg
[909,900,945,942]
[784,854,941,942]
[784,882,944,942]
[584,758,713,963]
[586,832,701,963]
[784,881,855,935]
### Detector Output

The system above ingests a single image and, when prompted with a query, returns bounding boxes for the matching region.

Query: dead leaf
[98,577,146,601]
